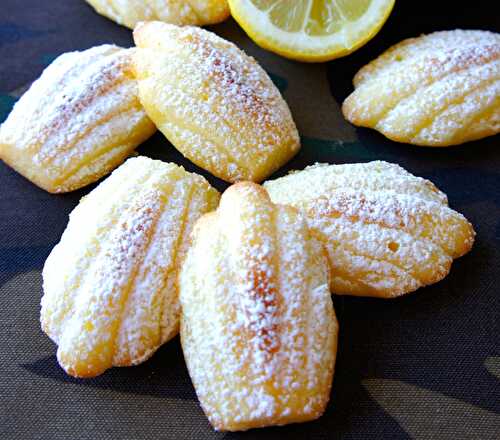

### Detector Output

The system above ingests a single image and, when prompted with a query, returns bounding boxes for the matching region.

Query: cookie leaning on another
[264,161,475,298]
[342,30,500,146]
[0,45,156,193]
[133,21,300,183]
[41,156,219,378]
[86,0,230,29]
[180,182,337,431]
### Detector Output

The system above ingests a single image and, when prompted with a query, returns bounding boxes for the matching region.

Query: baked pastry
[86,0,230,29]
[264,161,475,298]
[41,156,220,378]
[133,22,300,183]
[342,30,500,146]
[0,45,156,193]
[180,182,338,431]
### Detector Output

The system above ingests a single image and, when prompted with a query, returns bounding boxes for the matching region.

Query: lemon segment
[228,0,395,62]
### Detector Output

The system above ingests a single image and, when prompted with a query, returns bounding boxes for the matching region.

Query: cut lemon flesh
[229,0,395,62]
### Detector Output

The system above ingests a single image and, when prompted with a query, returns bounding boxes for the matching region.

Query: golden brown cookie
[180,182,337,431]
[0,45,156,193]
[86,0,230,29]
[342,30,500,146]
[264,161,475,298]
[41,157,220,378]
[133,22,300,183]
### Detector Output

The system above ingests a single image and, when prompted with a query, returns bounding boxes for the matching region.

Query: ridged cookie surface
[264,161,475,298]
[180,182,337,431]
[41,157,220,378]
[0,45,156,193]
[86,0,229,29]
[342,30,500,146]
[133,22,300,183]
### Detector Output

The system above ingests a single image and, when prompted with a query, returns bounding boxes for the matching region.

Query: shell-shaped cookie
[180,182,337,431]
[41,157,220,378]
[133,22,300,183]
[342,30,500,146]
[0,45,156,193]
[86,0,230,29]
[264,161,475,298]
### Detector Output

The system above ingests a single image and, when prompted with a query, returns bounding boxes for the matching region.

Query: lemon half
[229,0,395,62]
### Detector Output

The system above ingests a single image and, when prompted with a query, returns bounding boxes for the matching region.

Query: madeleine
[0,45,156,193]
[86,0,229,29]
[180,182,337,431]
[41,157,219,377]
[265,161,475,298]
[343,30,500,146]
[133,22,300,183]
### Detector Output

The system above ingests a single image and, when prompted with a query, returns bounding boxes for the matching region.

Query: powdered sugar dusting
[180,183,336,430]
[56,186,164,377]
[343,30,500,146]
[41,157,219,377]
[266,161,448,206]
[133,22,300,182]
[265,161,475,298]
[86,0,229,29]
[0,45,155,192]
[222,184,280,376]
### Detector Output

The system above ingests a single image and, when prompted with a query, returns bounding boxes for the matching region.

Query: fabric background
[0,1,499,438]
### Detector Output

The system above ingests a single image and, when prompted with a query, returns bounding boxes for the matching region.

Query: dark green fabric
[0,1,499,438]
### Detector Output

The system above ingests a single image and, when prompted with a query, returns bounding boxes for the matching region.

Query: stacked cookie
[0,22,487,431]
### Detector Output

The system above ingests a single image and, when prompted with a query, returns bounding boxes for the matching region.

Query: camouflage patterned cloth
[0,1,499,439]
